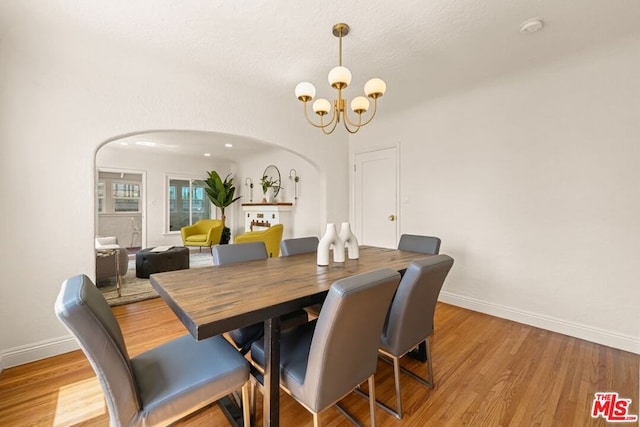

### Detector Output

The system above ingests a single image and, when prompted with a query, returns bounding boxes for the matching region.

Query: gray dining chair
[212,241,269,266]
[280,236,319,256]
[395,234,443,366]
[55,274,250,427]
[251,268,401,426]
[212,242,309,354]
[397,234,441,255]
[374,255,454,419]
[280,236,322,317]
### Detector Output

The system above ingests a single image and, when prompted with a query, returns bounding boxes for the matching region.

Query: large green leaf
[203,170,242,224]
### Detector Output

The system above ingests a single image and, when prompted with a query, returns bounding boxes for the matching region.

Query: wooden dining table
[150,245,428,427]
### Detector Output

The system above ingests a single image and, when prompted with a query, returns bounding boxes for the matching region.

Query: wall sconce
[245,178,254,202]
[289,169,300,201]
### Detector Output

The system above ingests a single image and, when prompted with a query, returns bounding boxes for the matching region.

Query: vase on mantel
[317,223,345,266]
[264,187,275,203]
[339,222,359,259]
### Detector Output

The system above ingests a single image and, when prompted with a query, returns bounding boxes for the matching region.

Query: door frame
[350,144,401,247]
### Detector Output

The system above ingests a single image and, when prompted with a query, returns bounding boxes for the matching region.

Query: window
[112,183,141,212]
[97,181,105,213]
[96,172,143,216]
[168,178,211,232]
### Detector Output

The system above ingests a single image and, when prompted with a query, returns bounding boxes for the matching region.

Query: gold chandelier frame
[295,23,387,135]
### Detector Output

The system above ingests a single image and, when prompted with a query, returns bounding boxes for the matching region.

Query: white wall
[234,149,323,240]
[351,36,640,353]
[0,24,348,369]
[3,17,635,374]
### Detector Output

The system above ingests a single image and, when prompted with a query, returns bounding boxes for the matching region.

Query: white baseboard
[439,291,640,355]
[0,336,79,373]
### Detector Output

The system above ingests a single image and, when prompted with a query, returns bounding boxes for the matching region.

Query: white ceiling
[104,130,276,162]
[3,0,639,159]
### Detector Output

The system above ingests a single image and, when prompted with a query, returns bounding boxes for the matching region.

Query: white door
[353,147,398,248]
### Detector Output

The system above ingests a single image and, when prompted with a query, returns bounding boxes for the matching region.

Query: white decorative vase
[339,222,359,259]
[317,223,345,265]
[264,187,275,203]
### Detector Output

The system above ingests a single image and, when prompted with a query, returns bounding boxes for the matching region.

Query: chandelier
[294,23,387,135]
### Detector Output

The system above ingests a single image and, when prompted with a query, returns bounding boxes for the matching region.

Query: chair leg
[355,356,402,419]
[393,356,403,418]
[249,376,261,425]
[249,380,255,417]
[396,338,434,389]
[361,341,434,419]
[334,403,362,426]
[241,382,251,427]
[368,375,376,427]
[425,337,434,387]
[353,365,402,419]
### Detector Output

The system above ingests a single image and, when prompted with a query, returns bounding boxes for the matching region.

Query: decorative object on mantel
[250,220,271,231]
[262,183,276,203]
[204,170,241,244]
[294,23,387,135]
[289,169,300,202]
[261,164,281,202]
[242,202,294,240]
[245,178,254,202]
[317,223,345,266]
[339,222,359,259]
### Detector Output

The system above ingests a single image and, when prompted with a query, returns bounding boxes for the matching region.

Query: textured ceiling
[3,0,639,159]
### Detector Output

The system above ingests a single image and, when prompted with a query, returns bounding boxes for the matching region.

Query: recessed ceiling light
[203,153,212,157]
[135,141,157,147]
[520,18,544,34]
[224,143,233,148]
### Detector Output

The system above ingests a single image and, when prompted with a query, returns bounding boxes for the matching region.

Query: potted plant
[204,170,241,244]
[260,175,279,203]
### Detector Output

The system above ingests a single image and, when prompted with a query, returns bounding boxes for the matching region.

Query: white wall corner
[0,335,79,373]
[439,291,640,355]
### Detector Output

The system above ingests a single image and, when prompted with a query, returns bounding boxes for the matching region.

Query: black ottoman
[135,246,190,278]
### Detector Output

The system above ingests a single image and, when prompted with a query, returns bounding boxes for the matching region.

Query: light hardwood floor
[0,299,637,426]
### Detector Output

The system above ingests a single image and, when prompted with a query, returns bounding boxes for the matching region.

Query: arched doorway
[94,129,322,304]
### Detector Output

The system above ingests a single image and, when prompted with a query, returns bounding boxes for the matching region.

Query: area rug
[99,252,213,306]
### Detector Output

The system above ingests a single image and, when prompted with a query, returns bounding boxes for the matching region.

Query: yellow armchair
[235,224,284,257]
[181,219,224,248]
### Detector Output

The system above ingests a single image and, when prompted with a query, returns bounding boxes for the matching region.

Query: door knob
[388,214,396,221]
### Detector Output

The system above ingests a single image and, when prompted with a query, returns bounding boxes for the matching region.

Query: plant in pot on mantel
[260,175,279,203]
[204,170,241,244]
